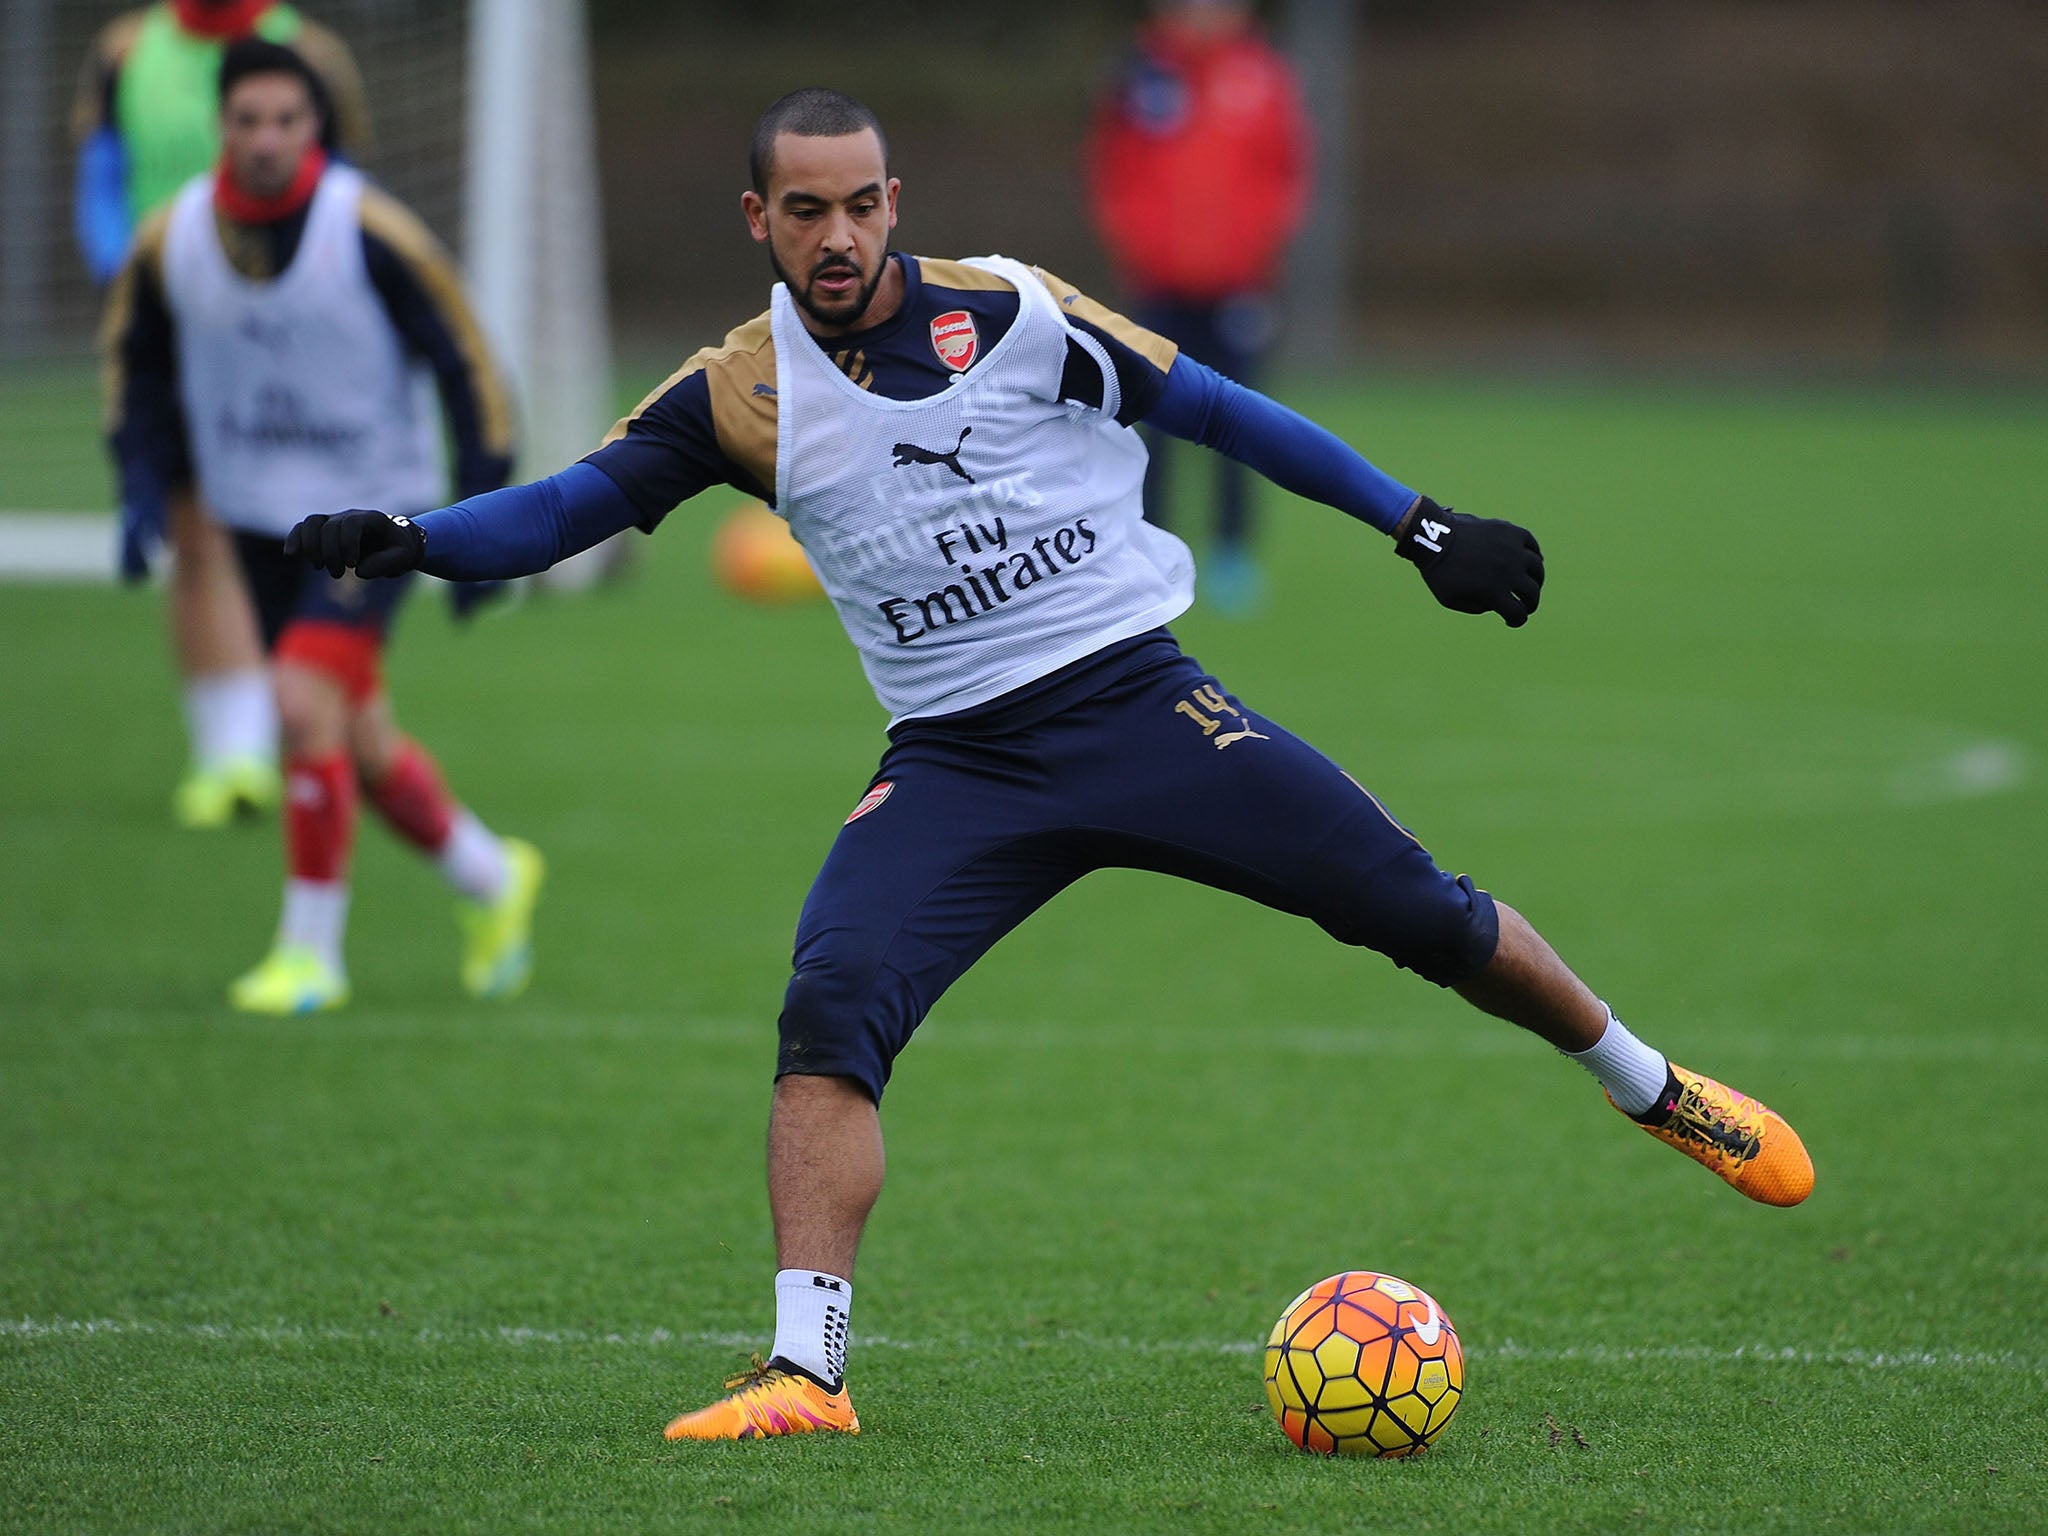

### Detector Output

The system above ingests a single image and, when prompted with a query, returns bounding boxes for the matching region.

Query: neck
[175,0,275,38]
[214,144,326,224]
[800,255,907,340]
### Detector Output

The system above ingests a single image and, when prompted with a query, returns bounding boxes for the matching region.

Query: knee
[273,665,345,757]
[346,709,402,784]
[1325,859,1501,987]
[168,514,228,592]
[771,1067,877,1114]
[777,952,908,1103]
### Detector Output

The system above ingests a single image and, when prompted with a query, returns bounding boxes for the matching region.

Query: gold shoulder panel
[129,201,172,276]
[916,257,1019,295]
[97,204,174,432]
[603,310,778,495]
[1028,266,1178,372]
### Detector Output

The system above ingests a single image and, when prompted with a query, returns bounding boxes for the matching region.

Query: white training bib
[160,164,443,535]
[772,255,1195,722]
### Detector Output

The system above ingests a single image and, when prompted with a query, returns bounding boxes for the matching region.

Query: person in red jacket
[1085,0,1312,612]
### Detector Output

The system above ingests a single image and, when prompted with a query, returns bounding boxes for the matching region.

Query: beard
[769,241,889,331]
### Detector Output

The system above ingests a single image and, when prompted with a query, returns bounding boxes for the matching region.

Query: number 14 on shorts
[1175,683,1269,750]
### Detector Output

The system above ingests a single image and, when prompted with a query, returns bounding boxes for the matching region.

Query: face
[742,128,899,332]
[220,73,319,198]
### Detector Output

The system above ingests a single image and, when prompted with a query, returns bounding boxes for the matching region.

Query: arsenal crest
[929,310,978,371]
[845,781,894,824]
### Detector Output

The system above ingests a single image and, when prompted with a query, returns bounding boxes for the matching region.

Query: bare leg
[768,1073,884,1279]
[167,494,265,677]
[1454,900,1608,1052]
[662,1071,879,1437]
[345,691,405,784]
[1462,905,1817,1205]
[273,661,350,758]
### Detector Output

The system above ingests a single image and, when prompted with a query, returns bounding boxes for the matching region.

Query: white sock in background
[278,879,350,972]
[770,1269,852,1387]
[437,810,509,903]
[183,669,277,769]
[1565,1005,1669,1115]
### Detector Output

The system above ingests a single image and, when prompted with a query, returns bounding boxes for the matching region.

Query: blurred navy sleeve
[1143,357,1418,535]
[584,369,761,528]
[357,191,518,500]
[414,461,643,581]
[102,237,189,579]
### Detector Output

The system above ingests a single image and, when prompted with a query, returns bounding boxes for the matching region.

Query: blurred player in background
[75,0,369,828]
[1085,0,1311,613]
[291,88,1814,1439]
[103,39,540,1014]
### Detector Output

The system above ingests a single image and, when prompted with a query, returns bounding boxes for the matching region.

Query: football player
[105,39,539,1013]
[76,0,371,827]
[291,88,1814,1439]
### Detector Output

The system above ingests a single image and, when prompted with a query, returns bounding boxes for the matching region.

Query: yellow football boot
[456,837,544,999]
[173,756,280,829]
[664,1356,860,1442]
[227,944,349,1015]
[1619,1062,1815,1207]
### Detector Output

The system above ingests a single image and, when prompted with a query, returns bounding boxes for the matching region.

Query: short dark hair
[217,36,328,125]
[749,88,887,193]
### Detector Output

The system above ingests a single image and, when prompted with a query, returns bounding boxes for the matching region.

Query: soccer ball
[711,502,823,603]
[1263,1270,1464,1457]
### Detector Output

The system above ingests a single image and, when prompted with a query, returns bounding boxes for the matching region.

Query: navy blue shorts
[778,632,1500,1101]
[232,530,413,652]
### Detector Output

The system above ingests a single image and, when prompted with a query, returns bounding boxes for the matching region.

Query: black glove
[1395,497,1544,628]
[283,509,426,579]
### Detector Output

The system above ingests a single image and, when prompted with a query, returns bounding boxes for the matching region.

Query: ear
[741,189,769,244]
[885,177,900,232]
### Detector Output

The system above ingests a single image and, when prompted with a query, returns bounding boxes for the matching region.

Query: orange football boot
[1617,1062,1815,1207]
[664,1355,860,1441]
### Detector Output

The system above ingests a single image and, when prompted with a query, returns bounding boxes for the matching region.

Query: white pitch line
[4,1317,2042,1375]
[1889,740,2029,804]
[0,512,116,582]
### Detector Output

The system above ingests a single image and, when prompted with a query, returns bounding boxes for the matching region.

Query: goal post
[463,0,616,587]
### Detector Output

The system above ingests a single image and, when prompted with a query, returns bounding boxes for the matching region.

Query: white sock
[437,810,509,903]
[183,669,277,769]
[1565,1005,1669,1116]
[770,1269,852,1387]
[278,878,349,972]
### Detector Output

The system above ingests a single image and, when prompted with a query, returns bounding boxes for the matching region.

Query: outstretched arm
[292,338,767,580]
[287,461,644,581]
[1144,357,1546,627]
[1145,355,1418,534]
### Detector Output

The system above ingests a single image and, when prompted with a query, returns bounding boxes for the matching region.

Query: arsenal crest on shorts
[845,781,893,824]
[929,310,978,371]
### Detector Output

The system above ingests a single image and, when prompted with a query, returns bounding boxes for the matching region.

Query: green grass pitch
[3,369,2045,1533]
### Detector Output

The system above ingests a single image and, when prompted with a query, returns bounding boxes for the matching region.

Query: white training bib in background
[161,164,443,536]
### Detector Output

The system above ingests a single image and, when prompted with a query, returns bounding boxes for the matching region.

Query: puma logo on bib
[890,426,974,484]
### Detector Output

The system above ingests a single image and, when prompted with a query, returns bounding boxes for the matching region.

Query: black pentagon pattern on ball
[1266,1274,1463,1458]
